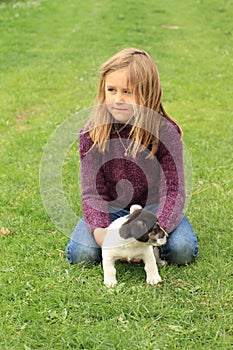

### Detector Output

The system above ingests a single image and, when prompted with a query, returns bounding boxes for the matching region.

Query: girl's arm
[79,130,111,234]
[156,121,185,233]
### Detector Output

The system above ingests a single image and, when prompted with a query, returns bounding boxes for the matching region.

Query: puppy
[102,205,168,287]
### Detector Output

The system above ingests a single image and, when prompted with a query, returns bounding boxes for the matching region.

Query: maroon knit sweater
[79,119,185,233]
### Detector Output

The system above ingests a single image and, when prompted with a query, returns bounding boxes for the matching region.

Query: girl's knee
[163,217,199,265]
[66,240,78,264]
[170,241,198,265]
[161,238,198,265]
[66,240,101,265]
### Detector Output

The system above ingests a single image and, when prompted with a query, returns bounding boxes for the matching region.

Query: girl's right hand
[93,227,107,247]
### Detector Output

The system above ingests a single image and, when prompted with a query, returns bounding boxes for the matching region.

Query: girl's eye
[106,88,132,95]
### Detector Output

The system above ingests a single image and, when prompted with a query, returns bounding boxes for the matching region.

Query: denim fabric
[66,204,198,265]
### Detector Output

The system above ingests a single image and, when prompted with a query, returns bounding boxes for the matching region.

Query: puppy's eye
[157,231,165,239]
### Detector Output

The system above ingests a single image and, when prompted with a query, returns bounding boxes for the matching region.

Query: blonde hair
[88,47,181,157]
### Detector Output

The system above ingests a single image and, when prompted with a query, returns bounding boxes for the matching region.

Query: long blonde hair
[88,47,181,157]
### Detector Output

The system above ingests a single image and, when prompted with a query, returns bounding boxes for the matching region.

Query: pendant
[124,152,128,157]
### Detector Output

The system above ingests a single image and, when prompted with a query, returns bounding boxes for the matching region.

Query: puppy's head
[119,208,168,246]
[148,224,168,247]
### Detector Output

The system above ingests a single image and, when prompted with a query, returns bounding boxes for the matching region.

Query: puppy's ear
[119,218,148,241]
[133,220,149,242]
[119,209,142,239]
[119,222,132,239]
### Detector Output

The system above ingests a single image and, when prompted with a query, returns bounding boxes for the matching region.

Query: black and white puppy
[102,205,168,287]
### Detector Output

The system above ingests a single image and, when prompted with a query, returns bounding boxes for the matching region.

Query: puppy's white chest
[112,241,149,260]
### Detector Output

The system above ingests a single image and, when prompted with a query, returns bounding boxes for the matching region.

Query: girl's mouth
[112,107,128,112]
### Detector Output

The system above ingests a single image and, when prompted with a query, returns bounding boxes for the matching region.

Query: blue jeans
[66,204,198,265]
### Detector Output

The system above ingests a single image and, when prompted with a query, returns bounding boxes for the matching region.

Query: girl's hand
[93,227,107,247]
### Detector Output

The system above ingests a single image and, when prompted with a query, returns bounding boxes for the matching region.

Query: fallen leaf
[172,280,184,288]
[161,25,180,30]
[1,227,18,236]
[56,249,66,257]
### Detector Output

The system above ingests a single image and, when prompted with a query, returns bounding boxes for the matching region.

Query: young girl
[66,48,198,265]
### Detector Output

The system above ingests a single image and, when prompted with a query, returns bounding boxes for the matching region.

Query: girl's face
[104,69,137,123]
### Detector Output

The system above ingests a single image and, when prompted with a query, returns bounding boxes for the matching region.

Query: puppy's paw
[104,279,117,288]
[153,247,167,266]
[146,274,162,285]
[157,259,168,267]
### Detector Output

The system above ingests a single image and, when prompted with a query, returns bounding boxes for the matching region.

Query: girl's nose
[115,91,124,103]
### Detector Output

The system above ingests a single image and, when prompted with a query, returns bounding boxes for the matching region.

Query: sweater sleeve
[79,130,111,233]
[156,121,185,233]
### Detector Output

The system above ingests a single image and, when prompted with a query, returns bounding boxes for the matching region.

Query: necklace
[116,129,132,157]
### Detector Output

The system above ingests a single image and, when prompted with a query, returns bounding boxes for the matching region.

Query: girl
[66,48,198,265]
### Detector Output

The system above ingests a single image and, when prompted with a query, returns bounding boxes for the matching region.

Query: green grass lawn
[0,0,232,349]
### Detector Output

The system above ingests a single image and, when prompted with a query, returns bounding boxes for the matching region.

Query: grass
[0,0,233,349]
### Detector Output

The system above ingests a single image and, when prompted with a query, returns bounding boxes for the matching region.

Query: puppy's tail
[130,204,142,214]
